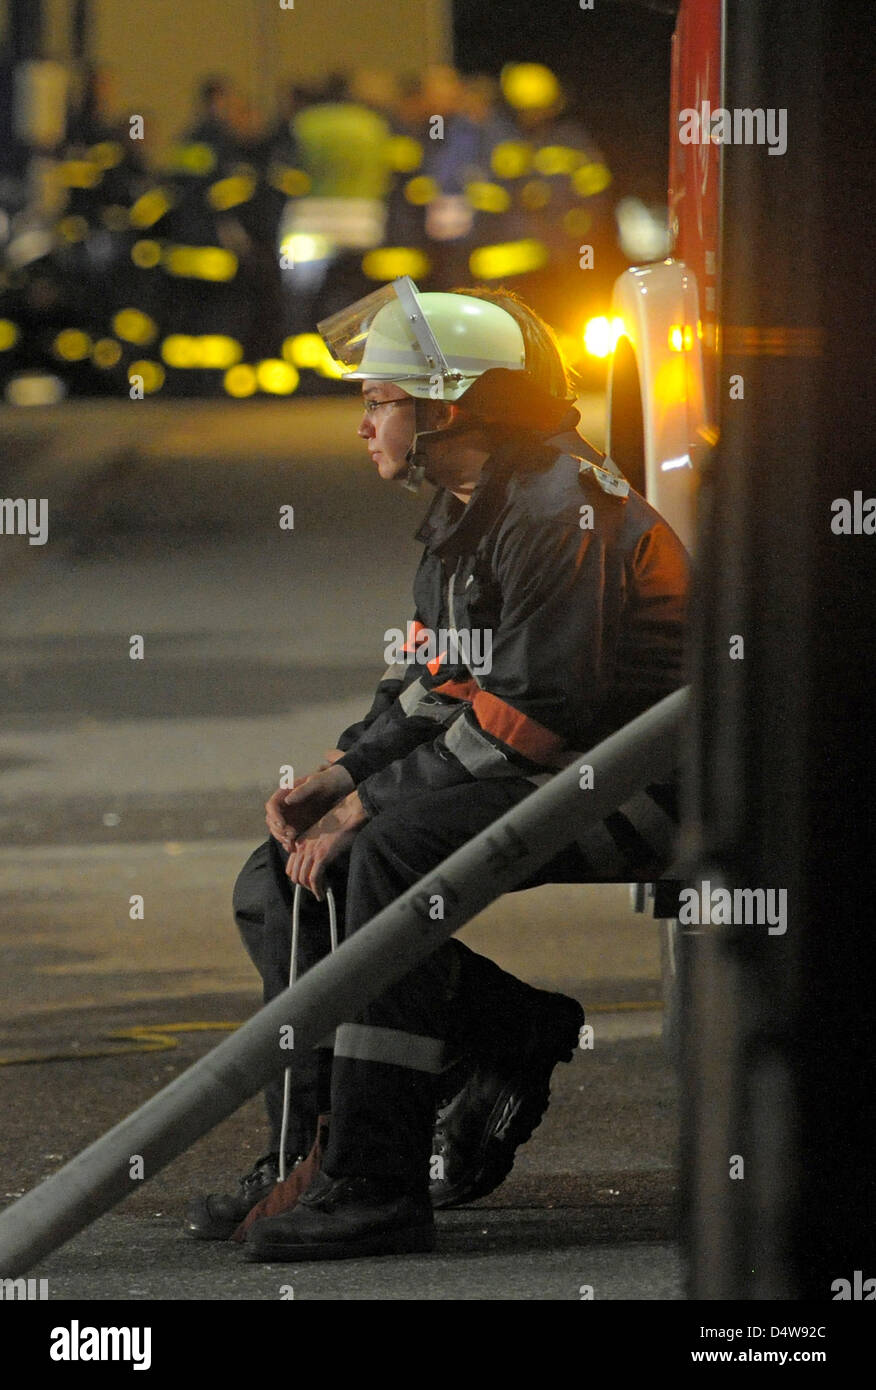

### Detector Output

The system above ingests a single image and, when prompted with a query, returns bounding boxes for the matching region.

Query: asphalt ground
[0,397,691,1310]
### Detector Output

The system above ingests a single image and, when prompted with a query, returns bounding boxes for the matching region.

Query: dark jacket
[336,427,689,817]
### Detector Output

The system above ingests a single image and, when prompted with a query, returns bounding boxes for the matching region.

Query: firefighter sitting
[185,278,690,1261]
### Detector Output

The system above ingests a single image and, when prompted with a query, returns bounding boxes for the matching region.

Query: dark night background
[453,0,676,204]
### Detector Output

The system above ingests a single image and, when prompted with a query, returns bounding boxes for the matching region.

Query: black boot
[430,990,585,1208]
[244,1170,435,1261]
[184,1152,301,1240]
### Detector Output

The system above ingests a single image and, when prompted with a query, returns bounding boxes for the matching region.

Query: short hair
[451,285,574,401]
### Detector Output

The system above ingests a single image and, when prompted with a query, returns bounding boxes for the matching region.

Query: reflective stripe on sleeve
[399,676,471,724]
[443,712,513,778]
[333,1023,448,1073]
[399,676,430,714]
[471,689,568,766]
[380,662,408,683]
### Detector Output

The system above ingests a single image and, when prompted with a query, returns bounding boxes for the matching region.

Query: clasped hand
[264,759,368,900]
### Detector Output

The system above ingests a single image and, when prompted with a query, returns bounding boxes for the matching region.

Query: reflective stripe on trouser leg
[325,1027,448,1184]
[334,1024,448,1072]
[320,785,544,1184]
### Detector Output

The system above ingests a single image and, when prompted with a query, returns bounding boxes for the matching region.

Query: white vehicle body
[606,258,709,554]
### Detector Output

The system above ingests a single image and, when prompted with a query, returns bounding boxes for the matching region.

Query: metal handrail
[0,687,688,1277]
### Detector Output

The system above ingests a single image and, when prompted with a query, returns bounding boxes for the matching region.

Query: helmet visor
[317,276,453,381]
[316,282,401,373]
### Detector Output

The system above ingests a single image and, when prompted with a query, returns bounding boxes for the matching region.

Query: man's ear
[430,400,456,430]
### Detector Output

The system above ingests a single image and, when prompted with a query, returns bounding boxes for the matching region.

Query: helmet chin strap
[397,398,474,493]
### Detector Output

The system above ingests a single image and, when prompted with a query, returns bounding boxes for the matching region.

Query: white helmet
[317,276,526,401]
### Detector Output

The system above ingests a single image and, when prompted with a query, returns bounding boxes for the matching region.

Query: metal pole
[0,688,687,1277]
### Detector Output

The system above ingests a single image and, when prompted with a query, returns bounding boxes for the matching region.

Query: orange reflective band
[471,690,567,766]
[433,677,480,702]
[403,620,429,655]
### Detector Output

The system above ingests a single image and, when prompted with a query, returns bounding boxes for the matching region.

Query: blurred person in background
[411,65,476,284]
[179,74,245,174]
[348,67,399,125]
[253,79,313,169]
[280,70,391,329]
[492,63,618,335]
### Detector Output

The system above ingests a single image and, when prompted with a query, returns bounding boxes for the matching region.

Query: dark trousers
[233,775,680,1182]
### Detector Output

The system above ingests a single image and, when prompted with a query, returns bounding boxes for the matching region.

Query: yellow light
[572,162,612,197]
[318,357,348,380]
[112,309,158,346]
[268,166,312,197]
[0,320,20,351]
[282,334,347,378]
[161,334,199,368]
[403,175,439,205]
[279,233,331,266]
[168,142,216,175]
[362,247,431,281]
[583,316,625,359]
[668,324,695,351]
[468,238,548,280]
[158,334,243,368]
[562,207,592,236]
[500,63,561,112]
[131,239,162,269]
[283,333,321,368]
[53,329,91,362]
[92,338,122,368]
[490,141,532,179]
[164,245,238,281]
[89,141,124,170]
[198,335,243,368]
[58,215,89,242]
[520,179,550,211]
[130,188,173,229]
[465,181,510,213]
[224,364,258,398]
[208,174,256,211]
[57,160,100,189]
[256,358,299,395]
[385,135,423,172]
[533,145,580,176]
[128,359,165,393]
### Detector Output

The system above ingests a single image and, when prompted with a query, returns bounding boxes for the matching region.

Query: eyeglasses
[361,397,413,415]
